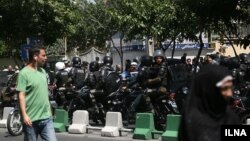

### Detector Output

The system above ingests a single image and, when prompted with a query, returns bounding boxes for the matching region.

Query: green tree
[107,0,199,59]
[234,0,250,49]
[0,0,81,53]
[179,0,248,71]
[0,40,7,55]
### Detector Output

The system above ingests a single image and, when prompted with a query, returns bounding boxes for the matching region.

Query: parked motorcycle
[230,83,250,124]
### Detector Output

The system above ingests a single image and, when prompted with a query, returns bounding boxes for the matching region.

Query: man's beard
[37,61,44,67]
[156,61,162,65]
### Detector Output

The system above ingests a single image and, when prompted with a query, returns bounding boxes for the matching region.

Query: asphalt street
[0,128,160,141]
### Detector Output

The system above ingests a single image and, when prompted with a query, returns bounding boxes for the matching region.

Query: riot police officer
[69,57,86,89]
[150,50,169,90]
[54,62,69,88]
[98,56,113,86]
[96,56,121,95]
[130,55,154,113]
[54,62,69,107]
[86,61,100,89]
[137,55,154,88]
[239,53,250,82]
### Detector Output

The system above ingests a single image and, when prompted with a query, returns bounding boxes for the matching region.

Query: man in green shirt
[16,47,57,141]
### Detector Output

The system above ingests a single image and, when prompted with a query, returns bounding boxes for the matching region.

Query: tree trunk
[171,40,176,59]
[110,38,120,57]
[208,29,212,48]
[161,40,173,53]
[194,31,204,73]
[147,37,154,56]
[119,35,124,72]
[64,36,67,58]
[221,31,239,61]
[111,37,123,71]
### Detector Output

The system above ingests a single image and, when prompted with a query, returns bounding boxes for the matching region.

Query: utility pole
[64,36,67,59]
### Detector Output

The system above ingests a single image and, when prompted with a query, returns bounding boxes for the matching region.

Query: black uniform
[151,62,169,89]
[95,56,121,96]
[55,70,69,88]
[137,66,153,88]
[69,67,86,89]
[96,65,117,93]
[86,71,100,89]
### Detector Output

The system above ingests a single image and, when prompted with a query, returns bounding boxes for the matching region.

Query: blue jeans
[23,117,57,141]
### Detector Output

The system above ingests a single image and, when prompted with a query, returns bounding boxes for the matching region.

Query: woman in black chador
[179,64,240,141]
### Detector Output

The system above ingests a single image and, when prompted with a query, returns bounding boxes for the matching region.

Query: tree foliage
[108,0,177,40]
[70,0,118,49]
[0,0,249,57]
[0,40,7,55]
[0,0,80,50]
[181,0,250,48]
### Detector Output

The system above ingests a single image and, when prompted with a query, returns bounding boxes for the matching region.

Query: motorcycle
[55,85,86,124]
[0,72,23,136]
[106,85,180,130]
[105,86,140,126]
[4,87,23,136]
[145,88,179,130]
[5,75,58,136]
[230,83,250,124]
[229,67,250,124]
[83,71,122,125]
[82,88,107,125]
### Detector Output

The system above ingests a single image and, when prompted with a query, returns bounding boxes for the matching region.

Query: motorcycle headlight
[232,70,237,77]
[247,85,250,90]
[239,71,245,76]
[234,89,240,95]
[182,87,188,95]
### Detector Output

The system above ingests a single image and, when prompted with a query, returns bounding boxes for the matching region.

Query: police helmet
[103,56,113,66]
[239,53,249,63]
[153,50,165,60]
[55,62,65,71]
[89,61,99,72]
[72,57,81,67]
[140,55,153,67]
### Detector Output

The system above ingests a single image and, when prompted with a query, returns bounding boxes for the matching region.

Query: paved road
[0,128,160,141]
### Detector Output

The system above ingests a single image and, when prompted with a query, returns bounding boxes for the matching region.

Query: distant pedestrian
[115,64,122,74]
[186,58,192,72]
[96,57,101,64]
[181,53,187,64]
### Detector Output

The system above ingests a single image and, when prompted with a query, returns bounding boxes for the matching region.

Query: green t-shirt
[16,66,51,122]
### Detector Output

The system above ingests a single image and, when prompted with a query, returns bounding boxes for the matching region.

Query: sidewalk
[0,128,160,141]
